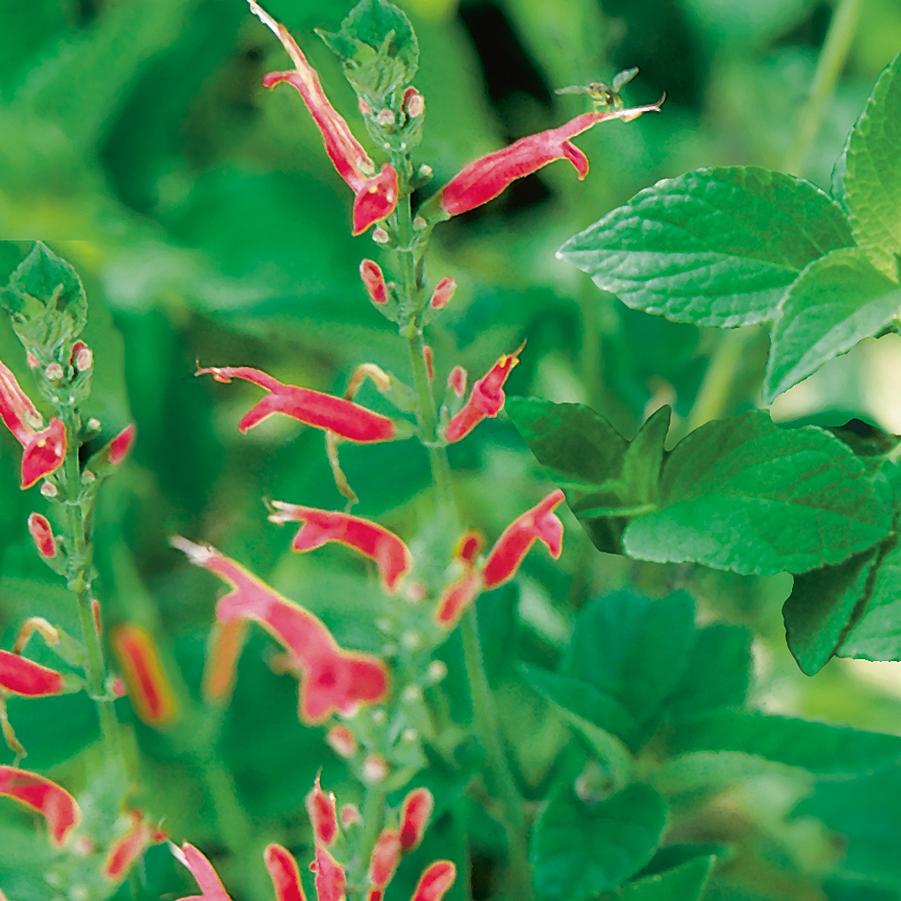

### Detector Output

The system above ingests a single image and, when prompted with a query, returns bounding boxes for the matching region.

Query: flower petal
[20,418,66,489]
[306,775,338,846]
[264,843,308,901]
[368,828,401,889]
[313,844,346,901]
[399,788,434,851]
[104,811,161,883]
[174,842,233,901]
[0,650,64,697]
[410,861,456,901]
[0,766,80,846]
[0,361,42,446]
[352,165,400,235]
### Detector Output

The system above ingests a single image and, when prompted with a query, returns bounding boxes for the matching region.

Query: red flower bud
[248,0,399,234]
[0,650,64,697]
[112,625,179,727]
[0,766,80,846]
[203,620,247,704]
[368,828,401,889]
[445,343,524,444]
[197,366,396,443]
[411,861,456,901]
[173,842,233,901]
[313,844,346,901]
[173,538,389,723]
[269,502,412,593]
[109,424,136,464]
[306,775,338,846]
[265,843,308,901]
[340,803,361,828]
[482,490,565,588]
[104,811,161,883]
[429,277,456,310]
[326,724,357,758]
[27,512,56,558]
[423,346,434,382]
[71,341,93,372]
[360,260,388,305]
[447,366,467,399]
[435,531,484,628]
[439,103,662,217]
[399,788,434,851]
[91,598,103,636]
[402,87,425,118]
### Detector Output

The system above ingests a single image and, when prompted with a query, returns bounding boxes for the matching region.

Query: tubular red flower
[482,490,566,588]
[0,650,64,697]
[248,0,399,234]
[174,842,233,901]
[439,102,662,217]
[445,343,524,444]
[368,829,401,889]
[197,366,396,444]
[411,861,456,901]
[0,360,67,489]
[203,620,247,704]
[173,539,389,723]
[27,512,56,558]
[314,844,346,901]
[435,531,484,628]
[104,811,161,883]
[264,844,308,901]
[447,366,467,399]
[306,775,338,846]
[0,766,80,846]
[399,788,434,851]
[360,260,388,305]
[112,625,179,727]
[429,277,456,310]
[109,425,136,465]
[269,502,412,593]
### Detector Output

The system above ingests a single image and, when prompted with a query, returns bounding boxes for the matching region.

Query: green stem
[684,329,752,431]
[356,783,388,887]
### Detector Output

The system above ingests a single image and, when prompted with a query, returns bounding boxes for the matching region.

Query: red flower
[445,343,524,444]
[313,844,346,901]
[248,0,399,235]
[112,624,179,727]
[435,531,484,628]
[269,501,413,593]
[306,775,338,846]
[197,366,396,443]
[411,861,456,901]
[174,842,233,901]
[368,828,402,891]
[360,260,388,305]
[0,650,65,697]
[203,620,247,704]
[27,512,56,558]
[439,102,662,216]
[265,844,308,901]
[325,724,357,758]
[0,360,66,489]
[446,366,467,399]
[0,765,80,846]
[482,490,566,588]
[429,277,456,310]
[104,811,164,883]
[109,424,136,465]
[399,788,434,851]
[172,539,389,723]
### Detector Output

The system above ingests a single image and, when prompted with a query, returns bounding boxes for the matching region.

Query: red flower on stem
[0,360,66,489]
[445,343,524,444]
[313,844,347,901]
[247,0,399,235]
[306,775,338,846]
[435,531,484,628]
[0,765,80,846]
[197,366,397,443]
[172,538,389,723]
[112,624,179,727]
[104,811,165,883]
[265,843,308,901]
[27,512,57,558]
[400,788,434,851]
[411,861,457,901]
[429,277,456,310]
[438,102,663,217]
[360,260,388,305]
[268,501,413,593]
[174,842,234,901]
[0,650,65,697]
[368,828,402,892]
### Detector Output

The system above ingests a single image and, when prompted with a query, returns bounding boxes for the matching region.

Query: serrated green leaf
[559,167,852,327]
[615,855,715,900]
[532,783,669,901]
[764,248,901,401]
[623,411,892,575]
[837,53,901,277]
[669,710,901,777]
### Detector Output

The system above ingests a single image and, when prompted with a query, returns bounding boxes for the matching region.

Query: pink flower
[411,862,456,901]
[265,844,308,901]
[0,766,80,846]
[439,103,662,216]
[429,277,456,310]
[445,343,524,443]
[173,842,233,901]
[0,650,65,697]
[27,513,56,558]
[482,490,566,588]
[400,788,434,851]
[109,424,136,465]
[248,0,399,235]
[268,502,412,593]
[435,531,484,628]
[197,366,396,443]
[112,625,179,727]
[104,811,164,883]
[368,829,402,890]
[446,366,467,399]
[306,775,338,846]
[313,844,346,901]
[360,260,388,305]
[0,360,66,489]
[172,539,389,723]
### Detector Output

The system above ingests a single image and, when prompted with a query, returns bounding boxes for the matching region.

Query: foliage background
[0,0,899,898]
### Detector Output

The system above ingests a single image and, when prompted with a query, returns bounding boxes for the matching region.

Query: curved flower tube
[0,360,66,489]
[411,861,457,901]
[313,844,346,901]
[104,811,164,883]
[435,531,484,628]
[197,366,397,443]
[112,624,179,727]
[265,844,308,901]
[268,501,413,592]
[445,343,524,444]
[0,766,80,846]
[368,828,402,894]
[482,489,566,588]
[0,650,65,697]
[27,513,57,558]
[172,538,389,723]
[400,788,434,851]
[438,101,663,217]
[203,620,247,704]
[173,842,233,901]
[306,775,338,846]
[247,0,399,234]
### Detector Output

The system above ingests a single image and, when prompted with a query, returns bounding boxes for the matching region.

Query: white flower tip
[246,0,279,37]
[170,536,214,565]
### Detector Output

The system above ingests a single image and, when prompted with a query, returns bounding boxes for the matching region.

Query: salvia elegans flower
[0,650,65,698]
[112,624,179,727]
[0,765,80,846]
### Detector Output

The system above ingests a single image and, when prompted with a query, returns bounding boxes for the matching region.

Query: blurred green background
[1,0,900,899]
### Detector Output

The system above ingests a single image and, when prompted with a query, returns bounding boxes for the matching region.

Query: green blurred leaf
[559,167,852,327]
[615,854,715,900]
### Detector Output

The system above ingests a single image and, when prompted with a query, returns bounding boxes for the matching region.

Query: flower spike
[173,842,233,901]
[197,366,396,443]
[482,489,566,588]
[445,343,525,444]
[269,501,413,593]
[247,0,399,234]
[0,650,65,697]
[438,102,663,217]
[172,538,389,723]
[0,766,80,846]
[264,844,308,901]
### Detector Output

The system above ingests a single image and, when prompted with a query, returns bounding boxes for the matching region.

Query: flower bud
[447,366,467,399]
[27,513,56,558]
[372,227,390,244]
[44,363,64,381]
[369,828,401,888]
[71,341,93,372]
[400,788,434,851]
[341,803,361,828]
[305,775,338,846]
[403,87,425,118]
[376,109,396,127]
[363,754,389,784]
[326,725,357,758]
[423,346,434,381]
[429,277,456,310]
[360,260,388,305]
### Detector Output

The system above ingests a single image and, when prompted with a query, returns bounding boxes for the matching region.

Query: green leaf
[559,167,852,327]
[668,710,901,777]
[532,783,669,901]
[652,750,808,795]
[615,855,715,900]
[836,53,901,278]
[764,248,901,401]
[623,411,892,575]
[318,0,419,107]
